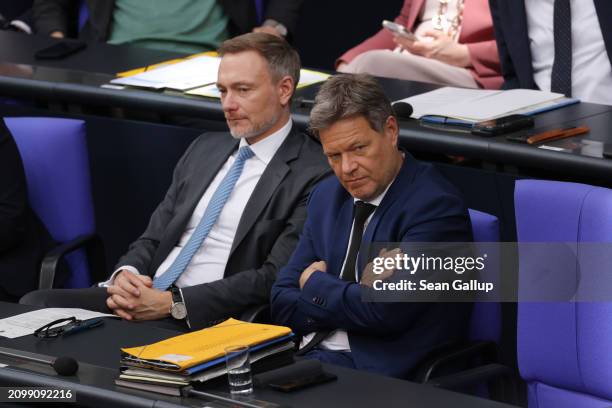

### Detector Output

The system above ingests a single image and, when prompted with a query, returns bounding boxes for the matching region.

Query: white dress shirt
[300,182,392,352]
[525,0,612,105]
[102,119,292,287]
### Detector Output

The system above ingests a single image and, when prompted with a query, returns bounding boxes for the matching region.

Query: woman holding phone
[337,0,502,89]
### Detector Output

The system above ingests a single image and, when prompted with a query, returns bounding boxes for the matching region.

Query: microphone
[52,357,79,376]
[0,347,79,376]
[393,102,414,119]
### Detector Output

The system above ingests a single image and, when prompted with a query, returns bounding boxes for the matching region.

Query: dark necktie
[152,146,254,290]
[296,201,377,356]
[340,201,377,282]
[551,0,572,97]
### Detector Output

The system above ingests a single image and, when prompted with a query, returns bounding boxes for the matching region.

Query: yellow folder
[121,318,291,371]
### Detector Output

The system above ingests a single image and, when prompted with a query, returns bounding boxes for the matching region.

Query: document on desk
[395,87,579,124]
[109,55,221,91]
[0,308,115,338]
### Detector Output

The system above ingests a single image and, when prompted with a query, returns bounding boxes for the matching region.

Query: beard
[228,111,280,140]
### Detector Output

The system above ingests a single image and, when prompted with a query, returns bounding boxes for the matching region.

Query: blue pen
[62,317,104,336]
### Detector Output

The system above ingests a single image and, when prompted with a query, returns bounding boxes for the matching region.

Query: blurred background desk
[2,31,612,188]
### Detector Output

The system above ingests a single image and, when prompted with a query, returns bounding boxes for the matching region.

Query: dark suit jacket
[490,0,612,89]
[271,154,473,378]
[32,0,304,42]
[116,128,330,329]
[0,120,55,300]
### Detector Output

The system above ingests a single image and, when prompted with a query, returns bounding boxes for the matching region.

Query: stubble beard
[229,112,280,141]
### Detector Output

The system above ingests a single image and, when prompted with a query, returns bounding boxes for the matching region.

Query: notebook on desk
[394,87,579,126]
[121,318,293,372]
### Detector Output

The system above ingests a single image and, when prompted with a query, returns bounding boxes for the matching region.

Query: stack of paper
[110,54,330,95]
[395,87,579,125]
[115,318,294,395]
[109,55,221,91]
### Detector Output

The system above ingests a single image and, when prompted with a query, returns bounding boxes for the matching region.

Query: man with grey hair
[271,74,473,378]
[21,33,330,331]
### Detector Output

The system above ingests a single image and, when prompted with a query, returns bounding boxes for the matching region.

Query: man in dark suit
[271,74,473,378]
[32,0,303,50]
[490,0,612,105]
[0,119,56,302]
[21,33,330,330]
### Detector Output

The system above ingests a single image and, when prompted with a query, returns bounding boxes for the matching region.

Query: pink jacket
[338,0,502,89]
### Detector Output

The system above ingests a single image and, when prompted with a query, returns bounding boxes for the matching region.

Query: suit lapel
[149,135,238,274]
[227,130,302,261]
[406,0,424,30]
[594,0,612,68]
[330,198,354,278]
[357,157,413,277]
[512,0,535,88]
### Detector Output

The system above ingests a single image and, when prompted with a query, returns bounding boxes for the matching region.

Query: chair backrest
[5,117,94,288]
[467,209,501,343]
[78,0,89,31]
[254,0,265,25]
[515,179,612,408]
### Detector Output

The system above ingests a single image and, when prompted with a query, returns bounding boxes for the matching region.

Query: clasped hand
[106,271,172,321]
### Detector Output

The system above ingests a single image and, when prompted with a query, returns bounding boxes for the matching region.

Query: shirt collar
[353,180,392,207]
[238,119,293,165]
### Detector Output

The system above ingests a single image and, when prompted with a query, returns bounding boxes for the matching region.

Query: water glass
[225,345,253,395]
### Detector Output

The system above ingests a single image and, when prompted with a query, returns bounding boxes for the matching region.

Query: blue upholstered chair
[77,0,89,32]
[515,179,612,408]
[414,209,505,394]
[6,117,104,289]
[468,209,502,345]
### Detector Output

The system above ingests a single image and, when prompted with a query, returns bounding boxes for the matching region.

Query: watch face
[171,302,187,320]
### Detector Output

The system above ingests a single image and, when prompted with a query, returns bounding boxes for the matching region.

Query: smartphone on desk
[382,20,417,41]
[268,372,337,392]
[471,114,534,137]
[35,40,87,60]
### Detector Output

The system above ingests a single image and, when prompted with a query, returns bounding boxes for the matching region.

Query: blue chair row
[6,117,104,289]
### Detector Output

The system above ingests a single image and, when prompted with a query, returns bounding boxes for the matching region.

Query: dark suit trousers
[302,349,356,369]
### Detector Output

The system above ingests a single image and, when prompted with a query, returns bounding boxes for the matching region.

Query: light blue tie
[153,146,255,290]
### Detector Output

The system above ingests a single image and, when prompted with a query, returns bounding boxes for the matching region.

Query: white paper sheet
[0,308,115,339]
[110,55,221,91]
[395,87,567,121]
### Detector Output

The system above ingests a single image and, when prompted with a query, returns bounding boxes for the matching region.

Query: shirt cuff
[9,20,31,34]
[98,266,140,287]
[177,287,192,329]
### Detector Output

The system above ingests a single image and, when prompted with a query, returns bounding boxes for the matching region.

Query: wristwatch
[169,287,187,320]
[262,19,288,37]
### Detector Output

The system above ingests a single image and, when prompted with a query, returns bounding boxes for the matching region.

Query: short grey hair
[218,32,301,94]
[309,74,395,138]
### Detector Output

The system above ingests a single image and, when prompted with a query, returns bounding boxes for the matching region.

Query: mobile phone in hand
[382,20,417,41]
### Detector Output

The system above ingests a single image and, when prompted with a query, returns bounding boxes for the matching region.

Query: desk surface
[2,31,612,182]
[0,302,516,408]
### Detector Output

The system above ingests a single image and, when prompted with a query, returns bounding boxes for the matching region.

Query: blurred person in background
[32,0,303,54]
[337,0,502,89]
